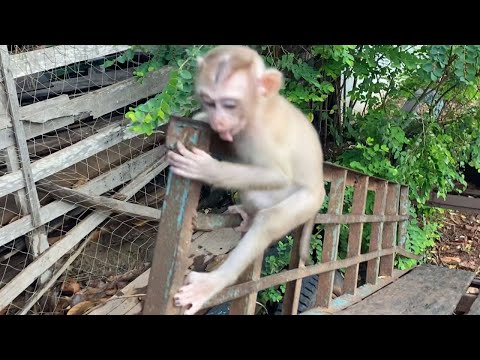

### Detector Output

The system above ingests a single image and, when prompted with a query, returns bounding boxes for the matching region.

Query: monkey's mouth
[218,130,234,142]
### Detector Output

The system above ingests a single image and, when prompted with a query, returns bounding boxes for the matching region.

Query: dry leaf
[61,278,81,295]
[441,256,461,265]
[67,301,97,315]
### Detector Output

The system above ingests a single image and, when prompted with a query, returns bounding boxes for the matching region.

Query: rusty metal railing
[142,117,419,315]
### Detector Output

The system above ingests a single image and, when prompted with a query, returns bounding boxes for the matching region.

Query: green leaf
[180,70,192,79]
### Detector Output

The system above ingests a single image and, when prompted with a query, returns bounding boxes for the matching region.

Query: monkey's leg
[174,188,324,315]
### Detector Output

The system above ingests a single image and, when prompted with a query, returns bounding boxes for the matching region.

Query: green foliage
[109,44,480,311]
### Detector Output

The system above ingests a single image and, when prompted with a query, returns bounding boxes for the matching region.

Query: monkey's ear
[197,56,205,69]
[259,69,283,97]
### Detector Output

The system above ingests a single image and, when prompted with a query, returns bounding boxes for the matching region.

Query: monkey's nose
[213,121,228,132]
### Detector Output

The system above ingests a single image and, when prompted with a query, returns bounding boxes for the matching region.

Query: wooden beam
[16,67,170,124]
[0,46,50,268]
[0,144,165,312]
[10,45,130,79]
[39,178,164,221]
[0,120,134,198]
[0,146,166,247]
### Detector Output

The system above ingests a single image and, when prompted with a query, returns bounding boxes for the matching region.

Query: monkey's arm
[167,142,289,190]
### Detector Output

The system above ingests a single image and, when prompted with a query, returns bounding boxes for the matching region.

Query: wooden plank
[302,269,409,315]
[337,265,475,315]
[468,295,480,315]
[229,255,263,315]
[0,147,163,312]
[17,67,136,102]
[0,62,10,130]
[316,168,347,308]
[39,170,166,220]
[0,120,135,199]
[0,146,166,247]
[18,95,71,123]
[10,45,131,79]
[281,218,315,315]
[14,67,170,124]
[366,181,387,285]
[379,183,401,277]
[0,46,50,266]
[0,116,77,151]
[427,193,480,213]
[343,175,369,295]
[143,117,212,315]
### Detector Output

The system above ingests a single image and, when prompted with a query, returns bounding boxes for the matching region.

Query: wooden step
[337,264,475,315]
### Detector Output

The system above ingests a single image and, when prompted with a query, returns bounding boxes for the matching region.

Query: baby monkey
[167,45,325,315]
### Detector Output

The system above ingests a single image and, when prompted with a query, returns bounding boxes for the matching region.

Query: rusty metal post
[343,175,369,295]
[143,117,211,315]
[379,183,401,277]
[316,168,347,308]
[281,217,315,315]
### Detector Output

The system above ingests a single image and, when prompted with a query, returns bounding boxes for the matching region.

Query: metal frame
[143,117,419,315]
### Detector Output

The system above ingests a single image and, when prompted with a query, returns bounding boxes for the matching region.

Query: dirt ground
[430,210,480,275]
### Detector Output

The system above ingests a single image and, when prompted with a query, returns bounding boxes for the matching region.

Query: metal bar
[143,117,212,315]
[316,168,347,308]
[366,180,388,285]
[282,218,315,315]
[194,213,409,232]
[379,183,401,277]
[229,255,264,315]
[343,175,369,295]
[202,246,415,311]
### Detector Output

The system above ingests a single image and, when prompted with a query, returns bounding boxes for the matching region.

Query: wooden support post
[0,45,51,283]
[143,117,212,315]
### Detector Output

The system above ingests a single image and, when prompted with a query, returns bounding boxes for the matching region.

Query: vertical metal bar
[229,255,264,315]
[316,168,347,308]
[379,183,401,277]
[281,218,315,315]
[397,186,409,249]
[143,117,211,315]
[366,180,387,285]
[343,175,369,295]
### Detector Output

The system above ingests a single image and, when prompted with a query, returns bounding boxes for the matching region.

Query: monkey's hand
[227,205,251,232]
[174,271,226,315]
[167,141,219,184]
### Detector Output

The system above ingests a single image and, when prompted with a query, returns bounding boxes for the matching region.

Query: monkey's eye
[203,100,216,108]
[222,101,237,110]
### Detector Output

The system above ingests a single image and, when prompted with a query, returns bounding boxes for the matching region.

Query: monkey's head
[195,46,283,142]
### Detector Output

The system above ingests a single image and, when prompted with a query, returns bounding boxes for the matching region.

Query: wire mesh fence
[0,45,169,315]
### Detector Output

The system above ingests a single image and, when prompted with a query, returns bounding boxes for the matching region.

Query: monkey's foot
[227,205,250,232]
[174,271,225,315]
